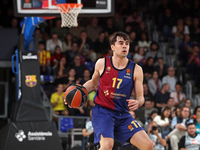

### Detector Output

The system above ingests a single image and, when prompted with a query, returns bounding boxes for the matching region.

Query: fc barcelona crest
[25,75,37,87]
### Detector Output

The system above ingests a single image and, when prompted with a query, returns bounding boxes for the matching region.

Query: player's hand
[64,99,72,108]
[126,99,138,111]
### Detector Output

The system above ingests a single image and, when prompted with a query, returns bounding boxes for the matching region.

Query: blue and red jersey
[94,56,135,112]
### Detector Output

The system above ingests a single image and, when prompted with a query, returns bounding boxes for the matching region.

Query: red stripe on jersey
[94,57,117,110]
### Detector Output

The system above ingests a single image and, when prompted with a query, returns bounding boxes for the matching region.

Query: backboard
[14,0,114,17]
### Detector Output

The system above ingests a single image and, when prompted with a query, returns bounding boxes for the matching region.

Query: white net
[57,4,82,28]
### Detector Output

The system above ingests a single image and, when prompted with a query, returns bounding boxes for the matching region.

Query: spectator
[179,34,194,66]
[189,17,200,42]
[147,121,166,150]
[38,41,51,75]
[80,69,91,85]
[82,110,94,150]
[153,106,171,137]
[137,21,148,36]
[192,106,200,120]
[178,119,200,150]
[143,82,153,100]
[133,47,146,66]
[46,33,63,53]
[166,106,191,150]
[148,70,162,96]
[77,30,96,62]
[154,83,170,113]
[94,31,109,59]
[154,57,168,79]
[184,99,193,114]
[50,19,68,41]
[71,55,89,79]
[124,23,133,35]
[50,84,69,117]
[187,45,200,87]
[195,113,200,134]
[125,9,142,26]
[86,17,102,42]
[68,22,85,40]
[170,81,186,107]
[62,33,73,52]
[144,99,158,121]
[138,32,151,52]
[65,42,80,64]
[172,106,181,119]
[142,57,155,80]
[113,12,124,31]
[172,18,190,50]
[51,46,65,69]
[129,30,138,56]
[145,41,162,61]
[103,17,118,36]
[153,106,171,127]
[53,57,69,85]
[160,8,176,41]
[63,68,79,90]
[162,66,177,92]
[166,97,175,114]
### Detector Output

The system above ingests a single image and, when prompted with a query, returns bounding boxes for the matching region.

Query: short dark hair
[176,81,182,86]
[109,32,130,46]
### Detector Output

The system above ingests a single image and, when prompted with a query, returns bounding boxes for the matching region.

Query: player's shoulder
[134,63,143,72]
[95,57,106,67]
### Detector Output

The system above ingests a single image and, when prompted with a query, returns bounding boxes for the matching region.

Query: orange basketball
[64,84,88,108]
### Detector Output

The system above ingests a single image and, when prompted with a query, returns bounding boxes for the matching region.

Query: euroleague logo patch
[126,69,131,76]
[128,124,134,131]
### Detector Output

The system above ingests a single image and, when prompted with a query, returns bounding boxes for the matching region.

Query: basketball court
[0,0,114,150]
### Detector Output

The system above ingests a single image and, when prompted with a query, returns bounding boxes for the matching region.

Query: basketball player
[68,32,153,149]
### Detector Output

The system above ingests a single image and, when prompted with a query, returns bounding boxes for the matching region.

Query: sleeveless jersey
[94,56,135,112]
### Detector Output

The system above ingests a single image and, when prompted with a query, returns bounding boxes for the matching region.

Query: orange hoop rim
[56,3,83,13]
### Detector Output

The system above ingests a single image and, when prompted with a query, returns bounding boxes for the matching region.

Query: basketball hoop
[56,3,83,28]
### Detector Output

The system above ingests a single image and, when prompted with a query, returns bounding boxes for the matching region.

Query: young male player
[67,32,153,149]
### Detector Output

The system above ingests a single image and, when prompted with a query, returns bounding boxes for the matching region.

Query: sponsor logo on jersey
[128,124,134,131]
[104,89,109,96]
[126,69,131,76]
[25,75,37,87]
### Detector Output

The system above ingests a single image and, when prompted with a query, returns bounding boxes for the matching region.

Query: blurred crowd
[1,0,200,149]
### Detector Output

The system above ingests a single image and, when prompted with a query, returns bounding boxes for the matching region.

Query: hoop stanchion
[56,3,83,28]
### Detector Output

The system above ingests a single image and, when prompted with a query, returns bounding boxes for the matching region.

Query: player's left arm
[127,64,144,111]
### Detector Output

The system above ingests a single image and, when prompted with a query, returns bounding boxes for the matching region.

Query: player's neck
[112,56,128,69]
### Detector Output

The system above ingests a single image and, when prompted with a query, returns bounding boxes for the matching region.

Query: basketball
[64,84,88,108]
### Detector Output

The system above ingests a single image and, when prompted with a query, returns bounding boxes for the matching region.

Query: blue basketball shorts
[91,104,144,145]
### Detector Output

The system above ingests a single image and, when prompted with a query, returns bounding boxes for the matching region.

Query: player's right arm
[83,58,104,93]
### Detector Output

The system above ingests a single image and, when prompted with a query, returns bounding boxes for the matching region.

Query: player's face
[112,36,129,58]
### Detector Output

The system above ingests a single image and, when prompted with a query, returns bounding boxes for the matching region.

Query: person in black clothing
[179,119,200,150]
[155,57,169,80]
[142,57,155,81]
[94,31,110,59]
[154,83,170,113]
[71,55,89,80]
